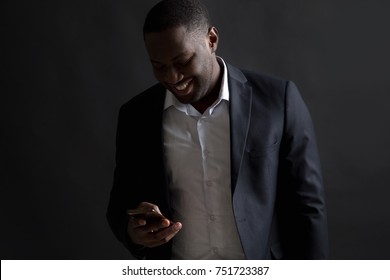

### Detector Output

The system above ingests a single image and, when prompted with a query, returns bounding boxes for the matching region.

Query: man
[107,0,328,260]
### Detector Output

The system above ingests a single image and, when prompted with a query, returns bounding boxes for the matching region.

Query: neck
[191,59,222,114]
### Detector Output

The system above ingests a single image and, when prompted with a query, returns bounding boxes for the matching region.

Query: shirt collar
[163,56,229,115]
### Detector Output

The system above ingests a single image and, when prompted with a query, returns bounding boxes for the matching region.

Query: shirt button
[213,247,218,254]
[206,181,213,187]
[210,215,216,221]
[198,118,206,125]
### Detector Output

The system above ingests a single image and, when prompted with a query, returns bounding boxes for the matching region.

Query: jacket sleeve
[106,104,149,259]
[277,80,329,259]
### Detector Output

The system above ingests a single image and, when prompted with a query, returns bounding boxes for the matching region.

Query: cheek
[189,60,207,79]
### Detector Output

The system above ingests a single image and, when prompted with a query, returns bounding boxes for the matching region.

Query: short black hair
[143,0,211,36]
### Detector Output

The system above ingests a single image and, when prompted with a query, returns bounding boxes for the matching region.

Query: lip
[170,79,193,95]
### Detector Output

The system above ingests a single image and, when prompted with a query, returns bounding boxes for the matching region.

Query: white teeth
[175,80,190,91]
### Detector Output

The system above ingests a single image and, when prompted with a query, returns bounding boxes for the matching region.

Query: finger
[139,218,171,233]
[128,215,169,237]
[147,222,182,247]
[144,222,182,248]
[128,216,146,228]
[127,203,166,222]
[160,218,171,227]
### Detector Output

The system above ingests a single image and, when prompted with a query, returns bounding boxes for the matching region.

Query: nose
[163,66,184,84]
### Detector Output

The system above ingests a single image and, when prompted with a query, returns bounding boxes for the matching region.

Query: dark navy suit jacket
[107,63,329,259]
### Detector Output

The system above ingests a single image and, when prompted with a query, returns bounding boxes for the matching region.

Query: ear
[208,26,219,53]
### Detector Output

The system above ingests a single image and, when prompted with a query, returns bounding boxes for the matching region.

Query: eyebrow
[150,52,189,64]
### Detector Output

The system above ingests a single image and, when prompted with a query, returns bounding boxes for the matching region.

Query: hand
[127,202,182,248]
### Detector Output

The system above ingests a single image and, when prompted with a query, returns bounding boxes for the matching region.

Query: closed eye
[177,55,194,67]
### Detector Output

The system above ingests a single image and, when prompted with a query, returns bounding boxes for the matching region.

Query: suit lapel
[227,64,252,194]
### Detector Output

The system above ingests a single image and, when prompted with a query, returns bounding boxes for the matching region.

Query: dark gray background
[2,0,389,259]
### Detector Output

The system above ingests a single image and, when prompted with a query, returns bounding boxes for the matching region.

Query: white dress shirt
[162,57,245,259]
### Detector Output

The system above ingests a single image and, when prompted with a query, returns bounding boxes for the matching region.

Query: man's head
[143,0,221,109]
[143,0,210,38]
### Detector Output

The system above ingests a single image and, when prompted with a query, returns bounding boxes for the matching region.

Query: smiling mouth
[173,79,192,92]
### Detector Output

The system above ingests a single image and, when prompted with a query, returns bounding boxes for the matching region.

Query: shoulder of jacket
[120,83,165,112]
[226,62,289,88]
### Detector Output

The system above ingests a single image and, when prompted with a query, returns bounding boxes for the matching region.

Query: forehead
[144,26,201,61]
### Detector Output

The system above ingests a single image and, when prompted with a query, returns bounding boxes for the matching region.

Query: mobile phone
[127,209,167,223]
